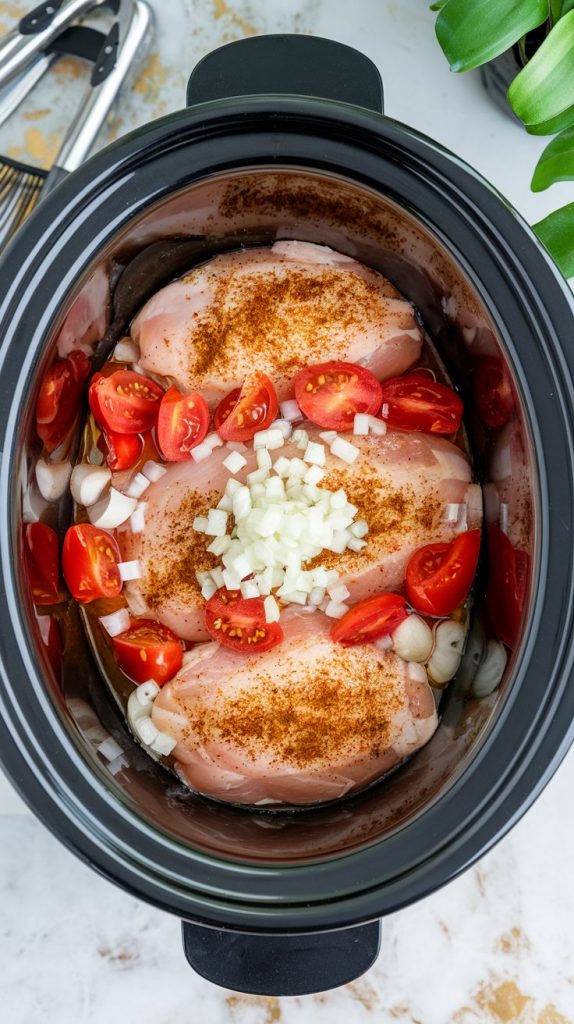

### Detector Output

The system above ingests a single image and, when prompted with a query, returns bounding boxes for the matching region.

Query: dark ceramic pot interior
[12,166,536,864]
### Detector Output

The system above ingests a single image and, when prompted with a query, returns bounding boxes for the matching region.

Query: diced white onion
[191,441,215,462]
[264,595,280,623]
[366,416,387,436]
[304,441,326,466]
[270,418,293,439]
[327,583,350,603]
[136,717,159,746]
[280,399,302,422]
[142,460,167,483]
[193,516,208,533]
[319,430,338,444]
[118,559,142,582]
[309,586,326,606]
[292,428,309,450]
[207,535,231,556]
[223,450,247,474]
[113,338,140,362]
[353,413,370,435]
[443,503,461,524]
[273,456,291,478]
[88,488,137,529]
[124,473,150,499]
[241,579,260,599]
[347,537,367,552]
[201,580,218,600]
[330,437,359,464]
[70,463,111,507]
[204,432,224,451]
[35,458,72,501]
[499,502,509,535]
[130,502,147,533]
[256,448,272,471]
[99,608,131,637]
[206,509,228,536]
[325,600,349,619]
[350,519,369,538]
[97,736,124,761]
[392,615,433,663]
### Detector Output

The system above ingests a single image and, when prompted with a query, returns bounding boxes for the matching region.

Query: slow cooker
[1,34,574,997]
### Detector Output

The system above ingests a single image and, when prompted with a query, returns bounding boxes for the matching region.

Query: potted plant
[431,0,574,277]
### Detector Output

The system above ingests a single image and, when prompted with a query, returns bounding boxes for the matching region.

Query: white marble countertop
[1,0,574,1020]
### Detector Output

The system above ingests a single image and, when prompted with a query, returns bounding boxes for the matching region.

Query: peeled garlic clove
[113,338,140,363]
[88,487,137,529]
[472,640,507,697]
[392,614,433,663]
[427,619,467,686]
[35,458,72,501]
[70,463,112,507]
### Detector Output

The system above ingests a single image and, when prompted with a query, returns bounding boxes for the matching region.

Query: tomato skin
[112,619,183,685]
[406,530,481,616]
[294,360,382,431]
[102,429,144,471]
[379,372,463,434]
[330,592,408,647]
[486,526,528,649]
[89,370,163,434]
[215,374,278,442]
[36,351,90,452]
[62,524,122,604]
[473,357,514,429]
[205,588,283,653]
[23,523,62,605]
[157,386,209,461]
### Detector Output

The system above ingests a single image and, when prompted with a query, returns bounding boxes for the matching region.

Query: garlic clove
[70,463,112,507]
[35,458,72,501]
[427,619,467,686]
[472,639,507,697]
[392,615,434,663]
[88,487,137,529]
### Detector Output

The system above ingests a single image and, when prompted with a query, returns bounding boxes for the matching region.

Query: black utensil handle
[186,34,384,114]
[181,919,381,996]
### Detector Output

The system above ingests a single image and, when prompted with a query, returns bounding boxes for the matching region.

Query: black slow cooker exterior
[1,35,574,996]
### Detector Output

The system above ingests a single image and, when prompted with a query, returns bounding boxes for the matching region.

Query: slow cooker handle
[182,919,381,996]
[186,34,384,113]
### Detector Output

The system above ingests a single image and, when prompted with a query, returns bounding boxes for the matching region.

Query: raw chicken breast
[152,610,438,806]
[131,240,422,402]
[119,426,480,642]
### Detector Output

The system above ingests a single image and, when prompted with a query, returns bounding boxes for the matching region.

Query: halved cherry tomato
[36,350,90,452]
[294,361,382,431]
[330,592,408,647]
[406,530,481,617]
[379,372,463,434]
[157,386,209,461]
[112,619,183,685]
[473,357,514,429]
[23,522,62,605]
[100,429,144,471]
[215,373,278,442]
[205,587,284,653]
[486,526,528,649]
[89,370,163,434]
[62,523,122,604]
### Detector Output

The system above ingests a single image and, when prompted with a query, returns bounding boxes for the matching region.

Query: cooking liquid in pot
[27,240,484,810]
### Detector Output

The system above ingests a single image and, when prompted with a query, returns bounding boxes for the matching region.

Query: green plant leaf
[430,0,449,9]
[435,0,548,72]
[531,127,574,189]
[509,11,574,130]
[533,203,574,276]
[549,0,574,21]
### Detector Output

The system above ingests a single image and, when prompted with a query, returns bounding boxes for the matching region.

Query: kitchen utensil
[0,33,572,998]
[0,0,152,249]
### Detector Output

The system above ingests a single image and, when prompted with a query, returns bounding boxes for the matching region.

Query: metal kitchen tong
[0,0,153,247]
